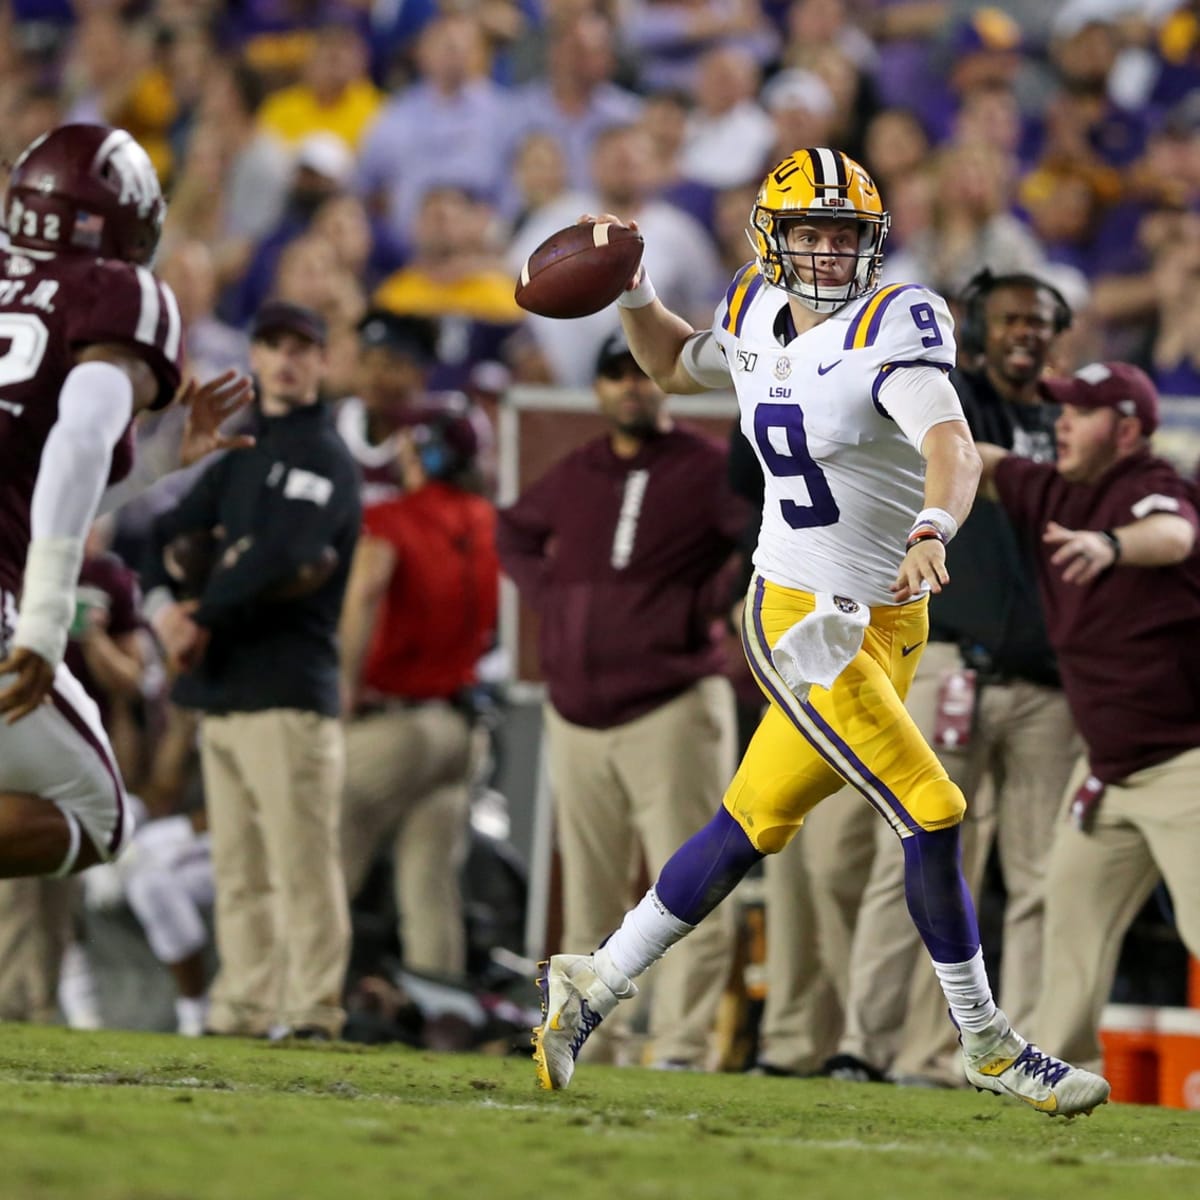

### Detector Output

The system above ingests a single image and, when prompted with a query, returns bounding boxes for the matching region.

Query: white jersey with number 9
[695,266,963,605]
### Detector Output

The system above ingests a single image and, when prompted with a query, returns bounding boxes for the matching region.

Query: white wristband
[13,535,85,668]
[616,269,657,310]
[910,506,958,544]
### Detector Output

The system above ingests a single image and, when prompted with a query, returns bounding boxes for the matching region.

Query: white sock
[57,942,102,1030]
[595,887,693,983]
[931,949,997,1033]
[176,995,209,1037]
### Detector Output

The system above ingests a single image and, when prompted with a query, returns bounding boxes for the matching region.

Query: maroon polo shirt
[994,450,1200,783]
[498,426,748,729]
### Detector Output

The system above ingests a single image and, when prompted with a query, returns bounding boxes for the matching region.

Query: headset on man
[958,268,1073,358]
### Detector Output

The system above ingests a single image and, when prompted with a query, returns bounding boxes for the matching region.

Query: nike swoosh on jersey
[901,641,925,657]
[817,360,842,375]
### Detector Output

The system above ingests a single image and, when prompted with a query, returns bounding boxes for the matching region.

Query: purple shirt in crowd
[497,426,748,729]
[994,450,1200,784]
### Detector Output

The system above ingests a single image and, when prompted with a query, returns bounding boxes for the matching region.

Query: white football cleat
[962,1011,1110,1117]
[532,954,635,1091]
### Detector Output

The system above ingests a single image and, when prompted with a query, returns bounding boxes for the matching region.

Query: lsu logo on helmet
[748,148,890,314]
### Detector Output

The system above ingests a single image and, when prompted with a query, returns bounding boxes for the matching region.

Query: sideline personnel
[144,301,361,1039]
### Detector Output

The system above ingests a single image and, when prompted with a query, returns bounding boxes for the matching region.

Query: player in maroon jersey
[0,124,250,881]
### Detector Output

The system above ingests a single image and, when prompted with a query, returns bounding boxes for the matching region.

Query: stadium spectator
[881,139,1044,294]
[639,88,719,231]
[158,240,250,384]
[357,13,509,245]
[372,184,524,393]
[760,69,838,175]
[339,407,498,978]
[255,19,382,151]
[678,47,774,190]
[503,9,643,201]
[226,131,357,326]
[860,107,930,192]
[144,301,361,1040]
[1146,209,1200,394]
[170,62,291,261]
[498,331,743,1070]
[504,131,579,239]
[977,362,1200,1074]
[622,0,778,95]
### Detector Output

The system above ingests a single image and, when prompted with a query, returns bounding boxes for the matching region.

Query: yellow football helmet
[748,148,890,313]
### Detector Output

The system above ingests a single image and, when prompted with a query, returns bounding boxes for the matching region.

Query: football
[515,222,644,319]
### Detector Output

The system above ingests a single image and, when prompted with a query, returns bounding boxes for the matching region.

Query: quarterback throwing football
[533,148,1111,1118]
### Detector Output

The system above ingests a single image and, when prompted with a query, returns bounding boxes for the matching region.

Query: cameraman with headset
[831,270,1084,1085]
[338,405,498,980]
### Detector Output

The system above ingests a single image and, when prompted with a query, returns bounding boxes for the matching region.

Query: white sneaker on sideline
[961,1011,1110,1117]
[532,954,636,1091]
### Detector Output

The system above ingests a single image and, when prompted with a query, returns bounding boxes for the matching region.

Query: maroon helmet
[4,124,165,265]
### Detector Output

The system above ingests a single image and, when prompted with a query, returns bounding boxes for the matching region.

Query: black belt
[958,644,1058,690]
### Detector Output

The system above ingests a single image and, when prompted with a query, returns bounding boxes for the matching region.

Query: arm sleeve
[876,365,965,452]
[192,455,361,628]
[13,361,135,664]
[495,468,563,612]
[680,330,733,389]
[98,409,185,515]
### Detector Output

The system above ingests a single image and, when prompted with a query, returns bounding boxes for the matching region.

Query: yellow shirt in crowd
[258,80,384,150]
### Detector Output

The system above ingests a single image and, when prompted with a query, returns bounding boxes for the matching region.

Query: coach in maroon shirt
[978,361,1200,1072]
[498,331,747,1070]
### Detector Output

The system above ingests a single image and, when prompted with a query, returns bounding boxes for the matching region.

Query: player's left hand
[1044,521,1116,584]
[178,370,256,468]
[890,539,949,602]
[0,645,56,723]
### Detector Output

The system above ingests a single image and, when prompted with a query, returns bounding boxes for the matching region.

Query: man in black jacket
[830,271,1084,1084]
[143,302,361,1040]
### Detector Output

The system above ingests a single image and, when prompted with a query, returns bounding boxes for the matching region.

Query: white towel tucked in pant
[770,592,870,702]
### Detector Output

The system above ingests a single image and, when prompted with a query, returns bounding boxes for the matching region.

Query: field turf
[0,1025,1197,1200]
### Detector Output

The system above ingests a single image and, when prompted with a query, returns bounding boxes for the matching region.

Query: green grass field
[0,1026,1197,1200]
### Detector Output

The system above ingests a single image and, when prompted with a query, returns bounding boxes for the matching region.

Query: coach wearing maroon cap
[977,360,1200,1072]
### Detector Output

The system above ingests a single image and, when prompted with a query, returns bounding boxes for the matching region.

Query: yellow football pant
[723,576,966,853]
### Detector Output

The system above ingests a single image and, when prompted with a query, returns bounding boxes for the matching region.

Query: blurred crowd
[7,0,1200,401]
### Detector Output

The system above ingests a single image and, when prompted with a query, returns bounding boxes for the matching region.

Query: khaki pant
[0,876,74,1023]
[838,642,1080,1077]
[341,702,473,976]
[756,829,843,1072]
[545,677,737,1068]
[1036,746,1200,1072]
[201,709,349,1037]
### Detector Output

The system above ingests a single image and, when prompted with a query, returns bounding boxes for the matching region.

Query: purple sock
[655,807,763,925]
[902,825,980,963]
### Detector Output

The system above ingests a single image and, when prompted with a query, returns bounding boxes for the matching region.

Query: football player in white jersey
[532,148,1110,1117]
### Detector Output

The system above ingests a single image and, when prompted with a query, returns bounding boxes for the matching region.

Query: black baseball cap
[595,330,645,378]
[356,309,439,363]
[250,301,327,347]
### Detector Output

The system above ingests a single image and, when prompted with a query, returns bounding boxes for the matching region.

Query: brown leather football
[515,222,645,319]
